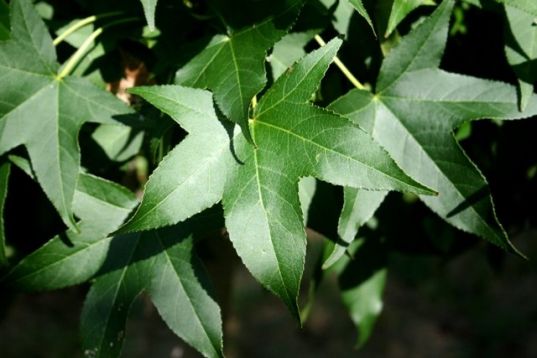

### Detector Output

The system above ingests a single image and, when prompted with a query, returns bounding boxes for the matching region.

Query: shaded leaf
[175,0,303,141]
[324,188,387,268]
[334,238,387,348]
[0,0,133,230]
[82,224,224,358]
[330,0,537,253]
[2,173,138,290]
[504,3,537,110]
[348,0,376,34]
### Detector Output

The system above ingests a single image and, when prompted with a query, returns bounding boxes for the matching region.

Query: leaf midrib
[254,117,419,191]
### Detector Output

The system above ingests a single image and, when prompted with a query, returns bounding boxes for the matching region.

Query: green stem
[314,35,365,90]
[56,27,103,80]
[52,12,120,46]
[56,18,139,80]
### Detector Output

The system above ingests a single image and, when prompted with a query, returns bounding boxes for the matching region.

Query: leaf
[0,0,9,40]
[323,188,387,268]
[333,238,387,348]
[347,0,376,35]
[269,31,316,80]
[499,0,537,16]
[384,0,436,37]
[0,160,9,266]
[2,173,138,290]
[330,0,537,254]
[139,0,158,30]
[123,38,433,317]
[0,0,133,230]
[175,0,303,142]
[91,124,144,162]
[81,224,224,358]
[504,3,537,110]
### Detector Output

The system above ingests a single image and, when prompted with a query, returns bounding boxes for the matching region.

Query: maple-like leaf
[81,225,223,358]
[0,0,132,230]
[122,38,433,316]
[3,172,138,290]
[3,170,223,358]
[330,0,537,255]
[175,0,303,141]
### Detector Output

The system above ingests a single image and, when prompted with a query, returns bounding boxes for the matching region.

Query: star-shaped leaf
[122,38,432,316]
[2,171,138,290]
[0,0,132,230]
[3,170,223,358]
[175,0,303,142]
[330,0,537,254]
[81,224,223,358]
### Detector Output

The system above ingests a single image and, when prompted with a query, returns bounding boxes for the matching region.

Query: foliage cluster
[1,0,536,356]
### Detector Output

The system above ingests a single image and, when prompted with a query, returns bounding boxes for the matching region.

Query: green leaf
[0,160,10,266]
[348,0,376,35]
[269,31,316,80]
[123,38,433,317]
[139,0,158,30]
[0,0,9,40]
[333,238,387,348]
[504,4,537,110]
[0,0,133,230]
[175,0,303,142]
[499,0,537,16]
[330,0,537,254]
[323,188,387,268]
[91,123,144,162]
[2,173,138,290]
[82,225,224,358]
[384,0,436,37]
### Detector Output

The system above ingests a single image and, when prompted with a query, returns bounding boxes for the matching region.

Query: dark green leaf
[124,39,433,317]
[82,224,224,358]
[324,188,387,268]
[175,0,303,141]
[2,173,138,290]
[0,0,133,230]
[334,238,387,348]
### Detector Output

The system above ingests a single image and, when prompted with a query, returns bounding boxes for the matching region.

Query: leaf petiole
[314,35,365,90]
[52,12,121,46]
[56,17,139,80]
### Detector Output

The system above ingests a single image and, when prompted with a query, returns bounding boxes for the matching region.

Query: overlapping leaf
[330,0,537,254]
[122,39,432,316]
[81,225,223,358]
[175,0,303,141]
[333,238,387,348]
[0,0,132,230]
[504,3,537,110]
[2,172,138,290]
[2,169,223,358]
